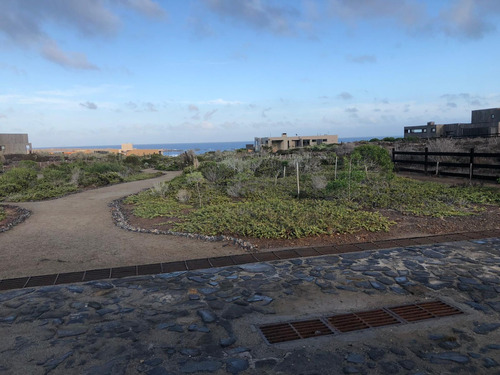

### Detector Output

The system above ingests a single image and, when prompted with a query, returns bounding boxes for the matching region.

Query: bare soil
[0,206,19,230]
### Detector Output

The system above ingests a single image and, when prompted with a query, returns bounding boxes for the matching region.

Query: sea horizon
[36,136,399,156]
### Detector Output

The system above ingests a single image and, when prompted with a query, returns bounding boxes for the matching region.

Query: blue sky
[1,0,500,147]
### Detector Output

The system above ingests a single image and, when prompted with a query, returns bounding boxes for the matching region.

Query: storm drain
[388,300,463,322]
[258,300,463,344]
[259,319,333,344]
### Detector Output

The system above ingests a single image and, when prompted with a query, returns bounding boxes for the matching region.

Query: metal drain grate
[260,319,333,344]
[258,300,463,344]
[388,300,463,322]
[327,309,401,333]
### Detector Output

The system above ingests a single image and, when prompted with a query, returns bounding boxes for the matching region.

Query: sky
[1,0,500,147]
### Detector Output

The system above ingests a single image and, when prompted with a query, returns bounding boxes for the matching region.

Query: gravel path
[0,172,243,279]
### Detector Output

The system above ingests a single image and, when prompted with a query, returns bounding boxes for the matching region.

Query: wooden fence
[392,148,500,181]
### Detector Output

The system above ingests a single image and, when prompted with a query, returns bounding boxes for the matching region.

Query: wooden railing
[392,148,500,181]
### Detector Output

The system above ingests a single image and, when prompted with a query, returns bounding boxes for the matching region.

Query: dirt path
[0,172,243,279]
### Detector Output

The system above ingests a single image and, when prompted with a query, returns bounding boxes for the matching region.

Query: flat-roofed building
[254,133,338,152]
[404,108,500,139]
[0,133,32,155]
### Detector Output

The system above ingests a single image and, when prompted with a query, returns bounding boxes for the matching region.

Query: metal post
[435,161,439,176]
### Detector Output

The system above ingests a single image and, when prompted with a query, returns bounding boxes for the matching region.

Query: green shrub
[0,206,5,221]
[0,167,38,189]
[351,144,394,174]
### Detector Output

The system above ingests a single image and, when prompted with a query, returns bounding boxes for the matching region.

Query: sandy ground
[0,172,245,280]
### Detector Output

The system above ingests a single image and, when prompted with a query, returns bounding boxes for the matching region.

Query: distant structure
[35,143,162,156]
[254,133,338,152]
[404,108,500,139]
[0,133,32,155]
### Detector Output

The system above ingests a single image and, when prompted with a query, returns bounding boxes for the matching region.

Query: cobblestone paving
[1,238,500,374]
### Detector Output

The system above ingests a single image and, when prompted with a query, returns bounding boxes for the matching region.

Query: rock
[398,360,415,370]
[220,336,236,347]
[429,352,470,364]
[346,353,364,364]
[180,360,222,373]
[483,357,499,368]
[147,367,171,375]
[222,305,251,320]
[254,358,278,369]
[379,361,399,373]
[369,281,386,291]
[473,323,500,335]
[67,286,84,293]
[197,309,217,323]
[87,281,114,289]
[0,289,34,303]
[42,350,73,372]
[367,348,385,361]
[343,366,360,374]
[87,301,102,310]
[57,327,87,338]
[226,358,249,374]
[180,348,201,357]
[238,264,275,273]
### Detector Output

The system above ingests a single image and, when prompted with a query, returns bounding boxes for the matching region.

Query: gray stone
[180,348,201,357]
[42,350,73,372]
[226,358,249,374]
[239,264,275,273]
[197,309,217,323]
[484,357,499,368]
[57,327,87,338]
[87,281,114,289]
[220,336,236,347]
[221,305,251,320]
[429,352,470,364]
[398,360,415,370]
[147,367,171,375]
[346,353,364,364]
[180,360,222,373]
[343,366,360,374]
[473,323,500,335]
[367,348,385,361]
[379,361,399,373]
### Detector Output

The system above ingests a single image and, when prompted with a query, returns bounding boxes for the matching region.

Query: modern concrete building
[404,108,500,139]
[0,133,32,155]
[254,133,338,152]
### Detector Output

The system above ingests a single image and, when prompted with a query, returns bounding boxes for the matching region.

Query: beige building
[0,133,32,155]
[254,133,338,152]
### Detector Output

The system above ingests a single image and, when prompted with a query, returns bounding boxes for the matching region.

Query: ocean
[43,136,394,156]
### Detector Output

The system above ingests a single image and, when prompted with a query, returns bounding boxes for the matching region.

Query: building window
[431,128,436,133]
[492,114,495,119]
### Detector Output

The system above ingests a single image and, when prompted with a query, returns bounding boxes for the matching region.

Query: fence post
[424,147,428,175]
[435,161,439,176]
[469,148,474,180]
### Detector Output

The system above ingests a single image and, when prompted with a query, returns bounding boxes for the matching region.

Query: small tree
[186,171,205,207]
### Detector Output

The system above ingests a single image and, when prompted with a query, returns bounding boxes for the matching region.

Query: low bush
[0,206,6,221]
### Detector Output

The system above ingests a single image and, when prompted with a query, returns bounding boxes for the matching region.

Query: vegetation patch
[124,144,499,241]
[0,154,177,202]
[0,206,6,222]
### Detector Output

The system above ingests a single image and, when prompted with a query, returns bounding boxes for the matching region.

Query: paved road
[0,172,242,279]
[0,238,499,374]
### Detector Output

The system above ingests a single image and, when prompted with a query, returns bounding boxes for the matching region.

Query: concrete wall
[0,134,32,155]
[471,108,500,124]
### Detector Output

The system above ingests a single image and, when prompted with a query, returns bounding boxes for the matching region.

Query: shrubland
[125,144,500,240]
[0,153,173,201]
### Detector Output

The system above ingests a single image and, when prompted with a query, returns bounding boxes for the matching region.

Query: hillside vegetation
[125,145,500,240]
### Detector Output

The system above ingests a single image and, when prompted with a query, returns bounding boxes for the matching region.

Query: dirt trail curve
[0,172,242,279]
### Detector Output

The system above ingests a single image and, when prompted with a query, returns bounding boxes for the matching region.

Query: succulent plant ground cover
[0,155,168,202]
[124,145,500,241]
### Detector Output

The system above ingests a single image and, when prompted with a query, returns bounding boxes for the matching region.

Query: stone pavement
[1,238,500,374]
